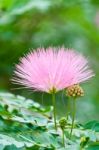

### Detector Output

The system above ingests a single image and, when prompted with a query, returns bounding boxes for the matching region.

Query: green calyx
[49,87,57,94]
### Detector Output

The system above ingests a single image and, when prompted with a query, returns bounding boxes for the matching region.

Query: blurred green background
[0,0,99,122]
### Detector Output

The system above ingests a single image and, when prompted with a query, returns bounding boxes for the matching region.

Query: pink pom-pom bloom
[12,47,94,93]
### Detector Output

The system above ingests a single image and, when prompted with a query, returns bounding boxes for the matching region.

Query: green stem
[52,92,57,130]
[62,128,65,147]
[70,98,76,138]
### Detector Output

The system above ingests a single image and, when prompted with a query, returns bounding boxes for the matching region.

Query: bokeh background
[0,0,99,122]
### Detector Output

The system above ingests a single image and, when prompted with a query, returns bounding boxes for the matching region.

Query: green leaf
[86,143,99,150]
[84,121,99,132]
[3,145,24,150]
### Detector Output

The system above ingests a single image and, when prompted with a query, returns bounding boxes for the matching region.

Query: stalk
[59,117,66,148]
[62,128,65,147]
[70,98,76,138]
[52,92,57,130]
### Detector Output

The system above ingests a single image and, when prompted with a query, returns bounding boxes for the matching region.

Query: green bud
[59,117,67,129]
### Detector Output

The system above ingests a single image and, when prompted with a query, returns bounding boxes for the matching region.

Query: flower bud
[59,117,67,129]
[66,84,84,98]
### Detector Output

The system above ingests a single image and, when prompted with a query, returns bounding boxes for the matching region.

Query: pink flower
[12,47,94,93]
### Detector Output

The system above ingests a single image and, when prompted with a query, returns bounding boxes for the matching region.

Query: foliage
[0,92,98,150]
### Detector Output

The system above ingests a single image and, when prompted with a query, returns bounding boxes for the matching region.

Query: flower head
[12,47,94,93]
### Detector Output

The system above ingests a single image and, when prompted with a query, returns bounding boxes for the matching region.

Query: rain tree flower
[12,47,94,131]
[12,47,94,93]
